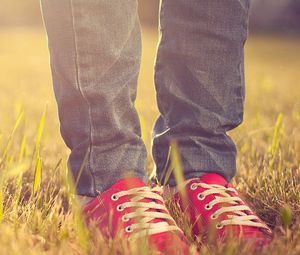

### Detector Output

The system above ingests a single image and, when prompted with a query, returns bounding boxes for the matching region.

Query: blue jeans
[41,0,250,196]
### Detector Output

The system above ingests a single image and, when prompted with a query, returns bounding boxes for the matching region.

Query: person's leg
[41,0,147,196]
[153,0,249,185]
[40,2,192,251]
[153,1,272,246]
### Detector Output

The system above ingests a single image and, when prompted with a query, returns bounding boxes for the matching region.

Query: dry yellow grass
[0,27,299,254]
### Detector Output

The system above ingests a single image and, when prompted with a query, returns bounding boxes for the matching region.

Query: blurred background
[1,0,300,33]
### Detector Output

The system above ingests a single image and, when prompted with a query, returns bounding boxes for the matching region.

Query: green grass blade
[269,113,283,157]
[19,135,27,162]
[75,150,89,189]
[139,114,147,144]
[170,140,187,200]
[35,103,48,151]
[33,155,42,193]
[268,113,283,168]
[0,110,24,165]
[32,104,48,193]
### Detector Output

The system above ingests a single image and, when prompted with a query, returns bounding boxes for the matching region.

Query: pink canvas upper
[174,173,272,247]
[83,177,191,254]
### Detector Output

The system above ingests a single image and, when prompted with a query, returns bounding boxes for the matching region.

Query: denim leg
[41,0,147,196]
[153,0,250,186]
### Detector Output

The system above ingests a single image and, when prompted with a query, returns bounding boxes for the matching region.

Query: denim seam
[69,0,96,195]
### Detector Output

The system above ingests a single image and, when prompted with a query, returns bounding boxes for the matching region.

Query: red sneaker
[83,178,191,254]
[174,173,272,247]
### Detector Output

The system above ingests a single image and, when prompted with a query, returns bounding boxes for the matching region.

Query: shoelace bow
[112,186,181,240]
[190,182,270,231]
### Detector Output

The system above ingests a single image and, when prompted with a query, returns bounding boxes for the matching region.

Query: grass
[0,26,299,254]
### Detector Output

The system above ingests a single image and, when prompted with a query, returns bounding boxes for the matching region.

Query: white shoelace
[112,186,182,240]
[190,182,270,231]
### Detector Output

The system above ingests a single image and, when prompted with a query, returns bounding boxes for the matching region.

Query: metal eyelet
[216,223,224,229]
[111,194,119,201]
[190,183,197,190]
[197,193,205,201]
[205,203,212,210]
[122,215,129,222]
[125,226,133,233]
[211,214,217,220]
[117,204,124,212]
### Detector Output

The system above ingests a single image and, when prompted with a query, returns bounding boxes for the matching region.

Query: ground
[0,27,299,254]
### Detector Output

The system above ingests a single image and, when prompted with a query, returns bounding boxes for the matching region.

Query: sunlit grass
[0,27,299,254]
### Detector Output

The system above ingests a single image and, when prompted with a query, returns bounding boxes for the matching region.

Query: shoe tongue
[200,173,228,186]
[110,177,146,191]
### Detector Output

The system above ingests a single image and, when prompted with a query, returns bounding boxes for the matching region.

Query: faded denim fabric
[153,0,250,186]
[41,0,250,196]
